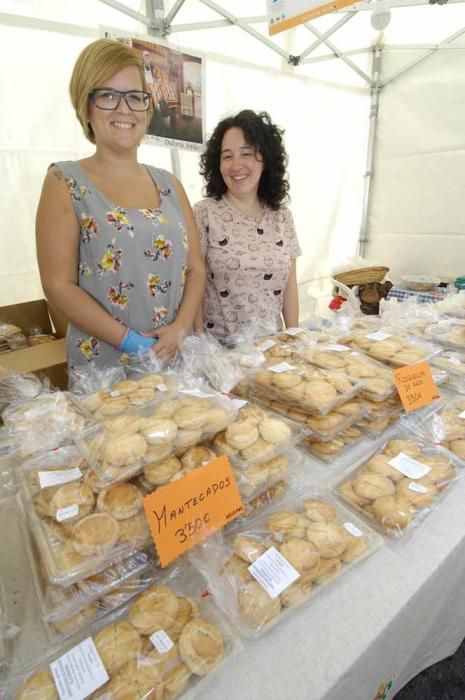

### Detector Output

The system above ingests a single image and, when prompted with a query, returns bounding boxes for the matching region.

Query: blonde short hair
[69,39,148,144]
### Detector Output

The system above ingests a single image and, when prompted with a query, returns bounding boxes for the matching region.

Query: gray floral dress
[55,162,188,368]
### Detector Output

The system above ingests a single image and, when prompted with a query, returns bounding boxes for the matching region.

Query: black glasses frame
[89,88,152,112]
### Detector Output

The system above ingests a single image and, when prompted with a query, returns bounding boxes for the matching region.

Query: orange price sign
[143,455,244,568]
[393,361,440,412]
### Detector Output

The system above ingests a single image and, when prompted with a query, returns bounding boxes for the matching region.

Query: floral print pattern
[76,336,100,362]
[106,207,135,236]
[97,238,123,276]
[81,213,99,242]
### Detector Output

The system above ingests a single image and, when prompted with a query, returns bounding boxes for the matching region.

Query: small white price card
[248,546,300,599]
[231,399,248,409]
[56,504,79,522]
[157,383,168,392]
[366,332,392,341]
[459,410,465,419]
[38,468,82,489]
[257,339,276,351]
[269,362,295,373]
[388,452,431,479]
[327,344,350,352]
[343,522,363,537]
[408,482,428,494]
[50,637,109,700]
[150,630,174,654]
[285,328,304,336]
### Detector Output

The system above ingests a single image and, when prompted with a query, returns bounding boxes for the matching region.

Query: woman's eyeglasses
[89,88,152,112]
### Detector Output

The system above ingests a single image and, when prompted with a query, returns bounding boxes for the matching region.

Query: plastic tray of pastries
[431,350,465,388]
[300,344,397,402]
[17,446,153,586]
[189,490,382,639]
[231,449,301,502]
[329,431,461,538]
[76,391,238,484]
[8,566,239,700]
[301,423,370,462]
[426,319,465,351]
[340,330,443,368]
[402,395,465,463]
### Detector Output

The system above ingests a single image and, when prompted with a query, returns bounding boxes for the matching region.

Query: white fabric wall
[0,2,370,307]
[366,32,465,282]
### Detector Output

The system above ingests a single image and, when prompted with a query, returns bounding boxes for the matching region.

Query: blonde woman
[36,39,205,367]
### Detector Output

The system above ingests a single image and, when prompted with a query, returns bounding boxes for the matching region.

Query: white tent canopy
[1,0,465,310]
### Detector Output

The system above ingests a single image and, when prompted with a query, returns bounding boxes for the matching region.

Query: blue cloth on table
[386,287,449,304]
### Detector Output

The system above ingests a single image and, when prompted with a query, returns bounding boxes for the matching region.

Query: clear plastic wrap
[17,446,153,586]
[77,391,238,484]
[340,330,443,368]
[0,368,48,414]
[7,566,240,700]
[189,490,381,638]
[231,449,301,502]
[426,319,465,351]
[301,423,369,462]
[246,361,363,416]
[401,395,465,463]
[178,334,246,394]
[329,431,461,538]
[2,392,85,457]
[0,428,18,498]
[435,293,465,319]
[0,576,20,679]
[431,350,465,392]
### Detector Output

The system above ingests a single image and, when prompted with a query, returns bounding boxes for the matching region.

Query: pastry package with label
[0,368,48,414]
[17,446,153,586]
[302,424,369,462]
[76,391,238,485]
[426,319,465,351]
[330,431,461,538]
[256,393,367,443]
[431,350,465,392]
[246,361,363,416]
[178,334,249,394]
[401,395,465,464]
[189,491,381,638]
[232,449,301,502]
[8,566,239,700]
[3,392,86,457]
[301,344,397,402]
[340,330,442,368]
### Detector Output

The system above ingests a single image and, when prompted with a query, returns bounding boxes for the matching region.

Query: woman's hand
[144,322,185,360]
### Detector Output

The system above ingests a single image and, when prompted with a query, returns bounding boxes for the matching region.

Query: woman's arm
[36,167,127,348]
[282,259,299,328]
[151,177,206,357]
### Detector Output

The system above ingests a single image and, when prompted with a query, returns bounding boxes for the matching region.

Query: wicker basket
[333,266,389,286]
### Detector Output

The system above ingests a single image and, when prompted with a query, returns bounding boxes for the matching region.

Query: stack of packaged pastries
[431,350,465,392]
[426,319,465,351]
[10,568,238,700]
[339,330,442,368]
[416,396,465,461]
[191,492,381,637]
[331,433,460,537]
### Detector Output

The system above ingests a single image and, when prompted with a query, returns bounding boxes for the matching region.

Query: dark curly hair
[199,110,289,210]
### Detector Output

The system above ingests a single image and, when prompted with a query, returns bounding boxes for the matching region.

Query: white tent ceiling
[1,0,464,309]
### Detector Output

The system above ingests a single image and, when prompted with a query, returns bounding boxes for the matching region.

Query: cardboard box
[0,300,68,389]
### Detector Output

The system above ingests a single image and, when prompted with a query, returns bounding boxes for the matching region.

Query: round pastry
[117,512,150,544]
[212,431,238,457]
[396,477,439,507]
[279,538,320,574]
[313,557,342,584]
[225,421,259,450]
[238,404,267,425]
[310,438,344,458]
[15,670,58,700]
[420,454,456,483]
[94,395,129,418]
[34,489,55,519]
[265,454,289,480]
[104,414,141,436]
[384,439,421,459]
[302,380,337,409]
[352,472,395,501]
[334,400,362,416]
[81,392,103,413]
[363,378,392,396]
[258,418,291,445]
[115,655,165,699]
[305,522,348,559]
[94,621,142,675]
[54,603,98,635]
[325,373,353,393]
[144,455,182,485]
[175,429,203,449]
[240,437,274,462]
[163,663,191,700]
[341,534,368,563]
[104,433,147,466]
[174,406,208,431]
[302,499,337,523]
[392,349,425,365]
[145,443,176,463]
[449,439,465,460]
[281,382,305,401]
[180,446,217,470]
[49,481,95,521]
[137,373,165,389]
[140,418,177,446]
[128,585,179,634]
[365,454,404,482]
[204,408,229,433]
[287,407,308,423]
[97,482,143,520]
[271,371,302,390]
[54,542,87,573]
[238,462,269,497]
[280,577,312,608]
[254,370,273,387]
[44,518,74,543]
[179,618,224,676]
[153,399,182,419]
[371,494,412,530]
[129,387,156,405]
[339,480,371,507]
[266,511,308,540]
[71,513,120,556]
[306,413,343,432]
[237,580,281,630]
[83,469,107,494]
[222,554,253,582]
[111,380,139,396]
[232,534,265,563]
[165,597,199,642]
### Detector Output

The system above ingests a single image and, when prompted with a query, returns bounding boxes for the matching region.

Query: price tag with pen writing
[393,361,440,412]
[143,455,244,567]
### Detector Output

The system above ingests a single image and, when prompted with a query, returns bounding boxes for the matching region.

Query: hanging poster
[115,35,205,151]
[266,0,358,35]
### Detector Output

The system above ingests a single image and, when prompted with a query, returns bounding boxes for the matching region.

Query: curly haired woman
[193,110,301,341]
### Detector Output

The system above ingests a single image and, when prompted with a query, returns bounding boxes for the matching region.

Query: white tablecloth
[3,447,465,700]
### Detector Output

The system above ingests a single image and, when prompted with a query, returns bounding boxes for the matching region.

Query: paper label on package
[408,482,428,494]
[150,630,174,654]
[180,388,213,398]
[388,452,431,479]
[459,410,465,419]
[156,384,167,392]
[56,504,79,522]
[327,344,350,352]
[231,399,248,409]
[109,391,120,397]
[285,328,304,336]
[50,637,109,700]
[366,332,392,341]
[269,363,295,373]
[448,357,462,367]
[248,546,300,599]
[38,468,82,489]
[256,339,276,351]
[343,522,363,537]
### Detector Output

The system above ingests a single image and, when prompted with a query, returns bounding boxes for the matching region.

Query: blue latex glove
[120,329,157,354]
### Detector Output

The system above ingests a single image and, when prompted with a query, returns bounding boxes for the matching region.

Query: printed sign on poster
[266,0,359,35]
